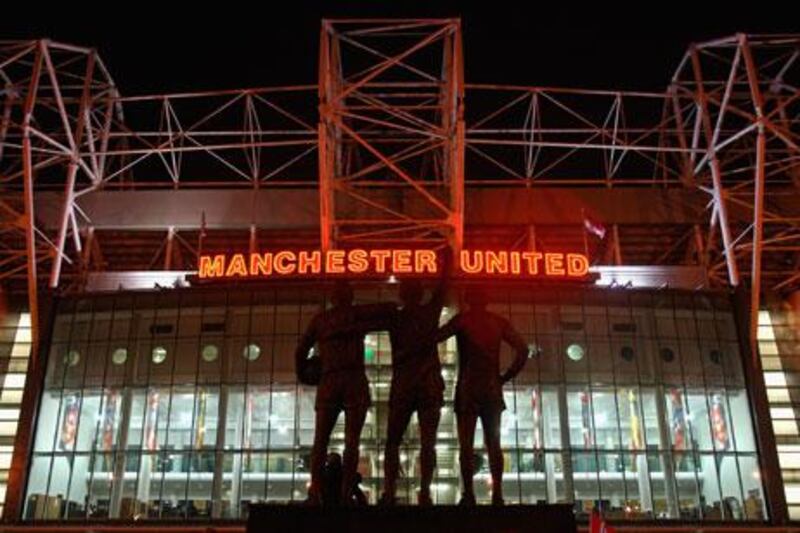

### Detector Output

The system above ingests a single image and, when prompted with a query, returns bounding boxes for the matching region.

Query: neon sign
[197,249,590,280]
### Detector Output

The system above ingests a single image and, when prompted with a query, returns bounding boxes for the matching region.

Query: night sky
[1,2,793,96]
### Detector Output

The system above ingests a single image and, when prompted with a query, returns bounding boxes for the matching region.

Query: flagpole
[581,208,589,258]
[198,210,206,260]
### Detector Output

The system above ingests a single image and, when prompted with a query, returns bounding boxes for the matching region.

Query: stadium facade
[1,19,799,529]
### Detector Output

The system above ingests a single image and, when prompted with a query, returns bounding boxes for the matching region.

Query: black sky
[1,1,794,95]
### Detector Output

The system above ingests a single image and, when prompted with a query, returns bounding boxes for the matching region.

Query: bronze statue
[294,281,393,505]
[379,252,450,506]
[434,288,529,506]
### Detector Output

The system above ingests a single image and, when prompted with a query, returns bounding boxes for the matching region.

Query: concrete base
[247,503,576,533]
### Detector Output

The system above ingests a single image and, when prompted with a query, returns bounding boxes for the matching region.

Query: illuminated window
[242,343,260,361]
[566,343,584,361]
[65,350,80,367]
[22,288,767,521]
[151,346,167,364]
[202,344,219,362]
[527,343,541,358]
[111,348,128,365]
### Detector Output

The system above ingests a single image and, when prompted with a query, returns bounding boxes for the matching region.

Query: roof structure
[1,22,799,346]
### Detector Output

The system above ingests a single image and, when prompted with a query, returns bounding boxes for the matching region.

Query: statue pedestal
[247,503,576,532]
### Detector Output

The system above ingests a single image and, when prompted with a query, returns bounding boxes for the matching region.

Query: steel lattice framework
[318,19,464,251]
[1,23,799,352]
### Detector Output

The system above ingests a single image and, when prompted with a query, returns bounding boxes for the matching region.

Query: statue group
[294,251,530,507]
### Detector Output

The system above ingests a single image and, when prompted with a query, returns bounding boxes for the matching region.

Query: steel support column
[21,43,44,353]
[689,46,740,287]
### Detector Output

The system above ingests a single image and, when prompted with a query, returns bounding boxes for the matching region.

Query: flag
[195,388,207,449]
[670,389,687,452]
[628,389,643,455]
[710,393,730,451]
[102,390,118,452]
[583,212,607,239]
[590,508,602,533]
[144,389,160,451]
[590,508,617,533]
[580,391,593,448]
[59,393,81,450]
[531,388,542,450]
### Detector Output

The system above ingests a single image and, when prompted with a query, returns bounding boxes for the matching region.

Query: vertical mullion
[670,294,696,519]
[111,294,144,518]
[242,289,255,511]
[581,289,602,509]
[689,296,726,520]
[62,297,98,519]
[264,287,278,501]
[507,286,522,504]
[629,292,654,517]
[607,292,629,510]
[710,298,749,517]
[83,296,117,519]
[41,298,78,519]
[555,287,573,507]
[85,296,118,520]
[186,292,206,518]
[290,287,302,501]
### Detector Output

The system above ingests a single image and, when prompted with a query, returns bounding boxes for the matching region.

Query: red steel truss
[1,24,799,352]
[318,19,464,251]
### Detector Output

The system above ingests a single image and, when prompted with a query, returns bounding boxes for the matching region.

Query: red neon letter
[274,251,297,275]
[370,250,391,273]
[348,249,369,273]
[545,253,565,276]
[415,250,437,274]
[199,255,225,278]
[393,249,413,273]
[225,254,249,277]
[485,251,509,274]
[298,251,321,274]
[510,251,521,274]
[460,250,483,274]
[325,250,346,274]
[520,252,543,275]
[567,253,589,277]
[250,253,273,276]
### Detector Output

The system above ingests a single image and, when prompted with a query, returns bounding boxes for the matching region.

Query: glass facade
[758,307,800,519]
[23,284,766,522]
[0,311,32,518]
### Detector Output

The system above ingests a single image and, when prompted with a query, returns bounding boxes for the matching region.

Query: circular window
[111,348,128,365]
[243,343,261,361]
[566,343,584,361]
[201,344,219,362]
[709,349,723,365]
[65,349,80,367]
[620,346,635,362]
[660,347,675,363]
[151,346,167,364]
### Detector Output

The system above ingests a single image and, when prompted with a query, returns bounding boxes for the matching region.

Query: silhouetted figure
[321,452,369,507]
[434,288,529,506]
[295,281,393,505]
[352,472,368,507]
[321,452,343,507]
[380,251,450,506]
